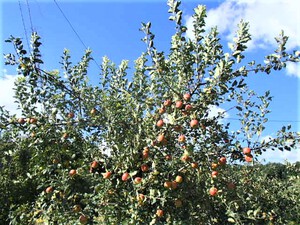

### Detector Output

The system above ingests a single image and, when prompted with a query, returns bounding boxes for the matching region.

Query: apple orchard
[1,1,300,224]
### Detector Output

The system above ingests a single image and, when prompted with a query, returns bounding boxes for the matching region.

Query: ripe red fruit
[69,169,77,177]
[190,119,199,128]
[143,147,149,153]
[185,104,193,111]
[211,163,218,169]
[209,187,218,196]
[181,154,190,162]
[171,181,178,189]
[142,151,149,160]
[79,215,88,224]
[178,134,186,143]
[29,118,37,124]
[175,101,183,109]
[183,93,191,101]
[158,107,166,114]
[121,172,130,181]
[191,162,199,169]
[62,133,69,139]
[45,186,53,194]
[164,181,172,189]
[243,147,251,155]
[211,171,218,178]
[103,171,112,179]
[164,99,172,107]
[141,164,149,172]
[91,161,99,169]
[219,157,227,165]
[156,119,164,128]
[134,177,142,184]
[165,154,172,160]
[157,134,165,143]
[137,193,145,202]
[18,118,26,124]
[245,154,253,162]
[67,112,75,119]
[156,209,164,217]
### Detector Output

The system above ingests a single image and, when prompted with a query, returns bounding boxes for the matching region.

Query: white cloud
[0,72,20,115]
[207,105,229,123]
[260,147,300,163]
[286,62,300,77]
[260,135,273,144]
[185,0,300,50]
[258,135,300,163]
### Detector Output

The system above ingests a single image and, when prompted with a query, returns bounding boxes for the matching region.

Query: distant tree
[1,0,299,224]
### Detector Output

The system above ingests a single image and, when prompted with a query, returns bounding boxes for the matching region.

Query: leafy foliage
[1,1,299,224]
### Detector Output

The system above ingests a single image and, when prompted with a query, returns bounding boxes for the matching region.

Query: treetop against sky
[0,0,299,163]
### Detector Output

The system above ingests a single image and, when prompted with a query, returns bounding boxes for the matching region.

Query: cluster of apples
[243,147,253,162]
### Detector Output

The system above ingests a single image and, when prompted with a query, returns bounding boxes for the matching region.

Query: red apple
[181,154,190,162]
[121,172,130,181]
[171,181,178,189]
[243,147,251,155]
[18,118,26,124]
[62,133,69,139]
[219,157,227,165]
[211,171,218,178]
[45,186,53,194]
[191,162,199,169]
[245,154,253,162]
[164,99,172,107]
[142,151,149,160]
[178,134,186,143]
[157,134,165,143]
[102,171,112,179]
[209,187,218,196]
[137,193,145,202]
[91,161,99,169]
[159,107,166,114]
[185,104,193,111]
[183,93,191,101]
[211,163,218,169]
[156,119,164,128]
[165,154,172,160]
[164,181,172,189]
[175,100,183,109]
[156,209,164,217]
[29,118,37,124]
[134,177,142,184]
[79,215,88,224]
[190,119,199,128]
[67,112,75,119]
[141,164,149,172]
[69,169,77,177]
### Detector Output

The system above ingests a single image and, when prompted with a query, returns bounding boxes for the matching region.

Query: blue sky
[0,0,299,162]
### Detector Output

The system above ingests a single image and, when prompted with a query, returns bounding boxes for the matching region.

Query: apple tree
[1,0,299,224]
